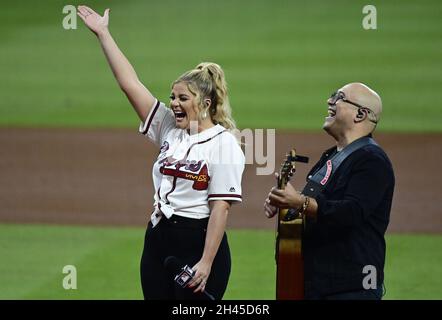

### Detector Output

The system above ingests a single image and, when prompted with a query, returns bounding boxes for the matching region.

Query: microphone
[164,256,215,300]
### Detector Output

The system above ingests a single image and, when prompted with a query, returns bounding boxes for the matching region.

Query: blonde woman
[77,6,245,300]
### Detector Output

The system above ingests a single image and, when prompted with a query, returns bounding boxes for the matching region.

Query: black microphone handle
[202,289,215,300]
[166,257,216,300]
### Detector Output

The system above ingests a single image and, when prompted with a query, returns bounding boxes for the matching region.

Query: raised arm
[77,5,155,121]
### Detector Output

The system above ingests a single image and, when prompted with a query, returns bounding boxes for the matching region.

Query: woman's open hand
[77,5,109,36]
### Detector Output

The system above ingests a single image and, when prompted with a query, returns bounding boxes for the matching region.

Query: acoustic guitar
[275,149,309,300]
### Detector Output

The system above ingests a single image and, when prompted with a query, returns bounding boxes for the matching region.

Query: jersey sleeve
[139,99,176,146]
[208,133,245,203]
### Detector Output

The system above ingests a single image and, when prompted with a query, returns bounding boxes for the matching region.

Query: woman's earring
[202,110,208,119]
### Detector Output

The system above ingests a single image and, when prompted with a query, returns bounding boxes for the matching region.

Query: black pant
[140,215,231,300]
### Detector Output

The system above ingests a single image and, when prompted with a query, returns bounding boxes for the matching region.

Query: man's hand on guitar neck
[268,182,303,210]
[264,175,318,220]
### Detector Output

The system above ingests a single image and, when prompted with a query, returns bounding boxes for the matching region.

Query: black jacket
[303,136,395,298]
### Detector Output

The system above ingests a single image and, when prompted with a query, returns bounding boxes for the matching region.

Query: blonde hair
[173,62,237,131]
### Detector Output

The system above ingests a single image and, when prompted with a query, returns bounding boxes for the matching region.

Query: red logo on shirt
[160,163,210,190]
[320,160,332,185]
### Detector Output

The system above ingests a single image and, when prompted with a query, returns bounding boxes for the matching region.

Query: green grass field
[0,0,441,131]
[0,224,440,300]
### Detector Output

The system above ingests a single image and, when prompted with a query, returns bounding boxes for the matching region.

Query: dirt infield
[0,128,440,233]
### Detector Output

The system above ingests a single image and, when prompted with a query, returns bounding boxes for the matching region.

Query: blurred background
[0,0,441,299]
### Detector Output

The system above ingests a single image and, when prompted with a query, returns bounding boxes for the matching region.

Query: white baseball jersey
[139,99,245,226]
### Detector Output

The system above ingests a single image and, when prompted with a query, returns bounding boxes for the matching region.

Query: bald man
[265,83,395,300]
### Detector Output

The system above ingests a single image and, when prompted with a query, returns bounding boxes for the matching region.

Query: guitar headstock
[277,150,297,189]
[277,150,309,189]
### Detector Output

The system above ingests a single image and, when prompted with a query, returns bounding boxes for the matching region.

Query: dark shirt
[303,135,395,298]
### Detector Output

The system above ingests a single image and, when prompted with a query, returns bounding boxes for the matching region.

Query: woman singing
[77,5,245,300]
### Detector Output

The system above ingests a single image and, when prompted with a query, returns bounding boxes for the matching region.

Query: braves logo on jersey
[160,141,169,153]
[159,158,210,190]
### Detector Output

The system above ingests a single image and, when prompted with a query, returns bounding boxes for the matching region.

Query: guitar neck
[277,177,288,220]
[277,176,287,190]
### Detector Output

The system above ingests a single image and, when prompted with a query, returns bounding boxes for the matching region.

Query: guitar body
[274,149,308,300]
[276,209,304,300]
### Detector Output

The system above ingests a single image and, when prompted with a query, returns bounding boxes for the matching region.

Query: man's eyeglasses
[329,91,378,124]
